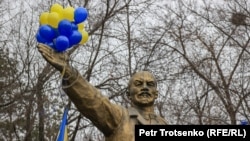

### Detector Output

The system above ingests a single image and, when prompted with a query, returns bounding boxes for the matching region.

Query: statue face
[128,71,158,107]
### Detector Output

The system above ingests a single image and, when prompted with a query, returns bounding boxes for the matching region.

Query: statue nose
[141,83,149,91]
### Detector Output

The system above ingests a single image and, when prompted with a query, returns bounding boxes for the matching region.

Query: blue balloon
[36,32,47,43]
[71,22,78,30]
[46,42,55,49]
[58,19,73,37]
[53,28,60,38]
[69,30,82,46]
[240,120,248,125]
[55,35,69,52]
[74,7,88,24]
[38,25,56,42]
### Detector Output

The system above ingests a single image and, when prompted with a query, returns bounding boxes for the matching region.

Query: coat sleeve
[62,70,123,136]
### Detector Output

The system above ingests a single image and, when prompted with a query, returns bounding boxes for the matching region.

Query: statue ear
[154,90,158,99]
[126,90,131,100]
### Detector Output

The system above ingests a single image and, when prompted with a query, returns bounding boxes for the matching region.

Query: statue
[37,43,168,141]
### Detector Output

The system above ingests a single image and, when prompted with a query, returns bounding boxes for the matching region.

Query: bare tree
[154,0,250,124]
[2,0,250,140]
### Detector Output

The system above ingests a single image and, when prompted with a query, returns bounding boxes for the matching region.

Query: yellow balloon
[50,3,63,13]
[77,23,85,31]
[63,6,75,21]
[48,12,60,28]
[39,12,49,25]
[50,3,63,21]
[80,30,89,44]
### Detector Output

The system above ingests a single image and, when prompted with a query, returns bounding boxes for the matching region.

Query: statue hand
[37,43,69,73]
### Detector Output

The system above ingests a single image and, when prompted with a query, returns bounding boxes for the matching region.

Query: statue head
[127,71,158,107]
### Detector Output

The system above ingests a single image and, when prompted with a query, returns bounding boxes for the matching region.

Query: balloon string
[60,53,66,79]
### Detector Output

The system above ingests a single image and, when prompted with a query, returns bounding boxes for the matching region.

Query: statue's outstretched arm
[37,43,123,136]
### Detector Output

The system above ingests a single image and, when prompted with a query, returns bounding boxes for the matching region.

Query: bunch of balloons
[36,3,89,52]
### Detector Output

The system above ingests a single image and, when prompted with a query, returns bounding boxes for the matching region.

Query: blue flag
[57,107,69,141]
